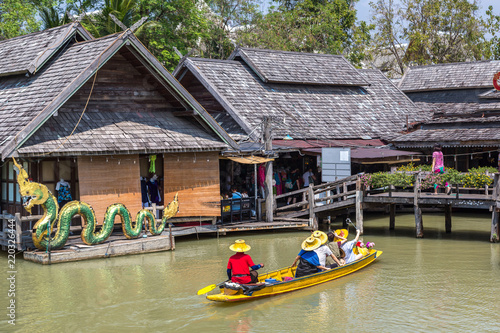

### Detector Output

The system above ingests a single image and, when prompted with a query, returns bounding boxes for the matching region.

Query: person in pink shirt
[431,144,450,195]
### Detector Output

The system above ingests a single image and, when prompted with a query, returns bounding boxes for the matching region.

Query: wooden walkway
[273,173,500,242]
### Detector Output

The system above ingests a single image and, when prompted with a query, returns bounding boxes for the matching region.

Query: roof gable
[399,60,500,92]
[228,47,369,86]
[0,30,237,159]
[0,23,93,77]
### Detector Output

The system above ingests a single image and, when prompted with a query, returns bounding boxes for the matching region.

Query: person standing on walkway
[431,144,450,195]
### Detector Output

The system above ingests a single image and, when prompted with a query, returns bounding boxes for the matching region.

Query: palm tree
[82,0,137,37]
[39,7,71,29]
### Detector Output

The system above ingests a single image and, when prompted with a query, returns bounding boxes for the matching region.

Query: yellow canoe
[206,249,382,302]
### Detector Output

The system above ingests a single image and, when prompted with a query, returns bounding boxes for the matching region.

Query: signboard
[494,72,500,91]
[321,147,351,182]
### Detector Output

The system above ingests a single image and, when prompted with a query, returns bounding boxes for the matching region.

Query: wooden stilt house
[0,23,238,224]
[393,61,500,170]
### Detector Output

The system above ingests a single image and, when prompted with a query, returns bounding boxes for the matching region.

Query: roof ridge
[238,47,344,58]
[408,59,500,69]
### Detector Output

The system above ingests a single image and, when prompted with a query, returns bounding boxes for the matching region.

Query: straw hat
[312,230,328,245]
[229,239,251,252]
[301,236,321,251]
[334,229,348,242]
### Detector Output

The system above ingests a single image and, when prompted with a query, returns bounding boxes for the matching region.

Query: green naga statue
[13,158,179,250]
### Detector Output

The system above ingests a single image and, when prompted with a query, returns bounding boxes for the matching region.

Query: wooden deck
[273,173,500,242]
[23,232,175,264]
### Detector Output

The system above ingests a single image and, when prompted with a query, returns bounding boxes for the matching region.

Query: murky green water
[1,211,500,332]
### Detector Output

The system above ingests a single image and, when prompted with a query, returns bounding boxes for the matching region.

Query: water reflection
[1,211,499,332]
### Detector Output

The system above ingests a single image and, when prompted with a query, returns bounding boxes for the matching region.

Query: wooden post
[490,209,499,243]
[491,173,499,242]
[389,184,394,197]
[15,213,22,251]
[389,204,395,230]
[2,210,7,251]
[264,117,273,222]
[308,184,316,229]
[336,185,341,201]
[343,182,347,201]
[445,205,452,234]
[168,223,174,250]
[355,177,364,234]
[414,172,423,238]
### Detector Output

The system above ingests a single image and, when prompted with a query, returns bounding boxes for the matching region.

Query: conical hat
[229,239,251,252]
[334,229,348,242]
[312,230,328,245]
[301,236,321,251]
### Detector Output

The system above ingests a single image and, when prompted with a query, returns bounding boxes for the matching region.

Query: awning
[227,156,274,164]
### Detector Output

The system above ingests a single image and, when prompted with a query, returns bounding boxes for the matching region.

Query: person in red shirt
[227,239,264,284]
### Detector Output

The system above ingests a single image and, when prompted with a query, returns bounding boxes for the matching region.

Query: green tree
[370,0,499,69]
[0,0,55,39]
[39,6,71,29]
[236,0,373,66]
[81,0,136,36]
[484,5,500,60]
[369,0,406,77]
[202,0,263,59]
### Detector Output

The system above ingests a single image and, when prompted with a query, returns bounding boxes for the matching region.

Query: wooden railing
[0,211,35,251]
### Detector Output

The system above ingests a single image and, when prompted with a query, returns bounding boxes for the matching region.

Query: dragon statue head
[12,158,50,214]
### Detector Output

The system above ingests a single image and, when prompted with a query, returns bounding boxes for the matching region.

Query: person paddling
[227,239,264,284]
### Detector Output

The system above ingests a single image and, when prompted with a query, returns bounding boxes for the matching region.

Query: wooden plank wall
[78,155,142,224]
[164,152,220,217]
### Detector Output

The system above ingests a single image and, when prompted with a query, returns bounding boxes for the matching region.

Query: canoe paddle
[197,280,228,295]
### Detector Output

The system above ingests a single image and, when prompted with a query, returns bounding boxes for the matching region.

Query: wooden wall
[164,152,220,217]
[78,155,142,224]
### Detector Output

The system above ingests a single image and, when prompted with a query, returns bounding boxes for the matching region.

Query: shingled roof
[19,109,226,156]
[0,26,236,159]
[228,47,369,86]
[393,60,500,147]
[174,53,424,142]
[0,23,93,77]
[398,60,500,92]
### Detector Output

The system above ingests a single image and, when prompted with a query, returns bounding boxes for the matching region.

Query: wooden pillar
[491,173,499,242]
[491,209,499,243]
[355,177,364,234]
[264,117,273,222]
[445,204,452,234]
[308,184,317,230]
[389,204,395,230]
[414,172,423,238]
[15,213,22,251]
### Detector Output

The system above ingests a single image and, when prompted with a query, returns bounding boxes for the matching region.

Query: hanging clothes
[56,179,72,207]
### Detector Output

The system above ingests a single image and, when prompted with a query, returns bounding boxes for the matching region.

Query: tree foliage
[370,0,500,74]
[237,0,373,66]
[0,0,55,39]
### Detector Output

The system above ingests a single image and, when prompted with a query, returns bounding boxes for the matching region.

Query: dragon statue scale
[13,158,179,250]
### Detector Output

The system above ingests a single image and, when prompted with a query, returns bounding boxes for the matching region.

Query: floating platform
[23,233,174,265]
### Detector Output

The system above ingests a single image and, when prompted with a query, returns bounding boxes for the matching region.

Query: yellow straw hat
[301,236,321,251]
[312,230,328,245]
[229,239,251,252]
[334,229,348,242]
